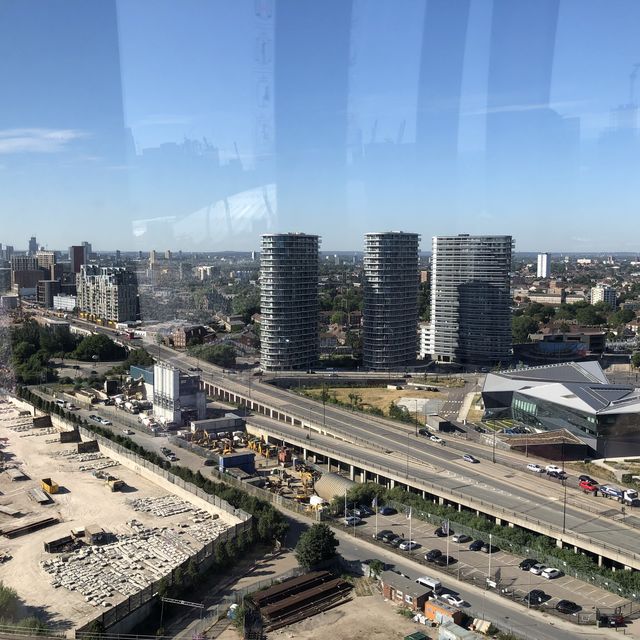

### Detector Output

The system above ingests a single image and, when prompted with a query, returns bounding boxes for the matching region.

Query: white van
[416,576,442,593]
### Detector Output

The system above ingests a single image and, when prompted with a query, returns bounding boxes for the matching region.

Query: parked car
[579,474,597,484]
[425,549,442,562]
[452,534,471,544]
[399,540,420,551]
[474,425,487,433]
[100,418,112,426]
[524,589,548,605]
[548,470,568,480]
[430,435,443,443]
[527,463,544,473]
[122,429,134,435]
[358,504,375,517]
[545,464,562,474]
[529,563,547,575]
[343,516,362,526]
[439,593,465,607]
[599,614,625,628]
[481,543,499,554]
[434,555,457,567]
[463,454,479,463]
[418,428,430,436]
[469,539,484,551]
[541,567,561,580]
[373,529,393,541]
[435,527,454,537]
[518,558,538,571]
[382,531,399,544]
[378,506,396,516]
[556,600,582,615]
[390,537,404,548]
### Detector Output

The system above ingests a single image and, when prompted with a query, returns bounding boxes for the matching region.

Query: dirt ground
[0,398,236,630]
[217,590,432,640]
[304,386,444,421]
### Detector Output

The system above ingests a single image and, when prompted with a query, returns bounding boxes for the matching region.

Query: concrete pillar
[302,448,307,460]
[350,465,355,481]
[438,497,444,505]
[574,546,579,553]
[508,522,514,528]
[458,504,462,512]
[476,510,480,516]
[598,555,603,567]
[390,479,395,488]
[495,518,502,526]
[556,539,563,549]
[625,565,632,571]
[422,491,427,500]
[327,457,332,472]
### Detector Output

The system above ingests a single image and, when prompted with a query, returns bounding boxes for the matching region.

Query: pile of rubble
[40,517,229,608]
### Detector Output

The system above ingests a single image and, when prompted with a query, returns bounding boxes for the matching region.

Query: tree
[330,311,346,325]
[632,352,640,369]
[73,334,126,361]
[189,344,236,367]
[368,559,385,579]
[125,347,154,368]
[295,524,339,570]
[512,316,539,343]
[575,306,606,326]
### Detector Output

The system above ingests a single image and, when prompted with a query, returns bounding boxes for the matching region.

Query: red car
[579,479,598,493]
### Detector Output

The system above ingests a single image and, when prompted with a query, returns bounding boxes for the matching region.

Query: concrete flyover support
[350,465,355,481]
[599,555,603,567]
[327,457,332,472]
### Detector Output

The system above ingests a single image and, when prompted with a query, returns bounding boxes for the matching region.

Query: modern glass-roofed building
[482,361,640,456]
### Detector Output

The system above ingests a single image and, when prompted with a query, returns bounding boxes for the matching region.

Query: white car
[545,464,562,474]
[527,463,544,473]
[542,567,561,580]
[529,563,547,575]
[343,516,362,526]
[100,418,112,426]
[430,435,443,443]
[399,540,419,551]
[439,593,465,608]
[122,429,134,435]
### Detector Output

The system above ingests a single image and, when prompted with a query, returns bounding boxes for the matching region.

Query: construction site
[0,396,240,631]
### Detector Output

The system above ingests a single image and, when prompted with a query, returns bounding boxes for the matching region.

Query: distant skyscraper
[82,241,92,262]
[260,233,319,371]
[430,235,513,365]
[68,246,85,274]
[28,236,38,256]
[363,232,420,370]
[165,250,172,260]
[537,253,549,278]
[591,284,617,309]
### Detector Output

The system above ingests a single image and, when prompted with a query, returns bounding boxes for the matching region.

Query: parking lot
[338,508,629,617]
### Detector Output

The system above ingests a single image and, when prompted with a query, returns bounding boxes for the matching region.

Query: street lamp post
[488,533,493,585]
[414,399,419,436]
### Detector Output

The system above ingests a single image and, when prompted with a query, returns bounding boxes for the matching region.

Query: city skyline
[2,1,640,251]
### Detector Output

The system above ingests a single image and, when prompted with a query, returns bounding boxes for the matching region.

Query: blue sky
[1,0,639,252]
